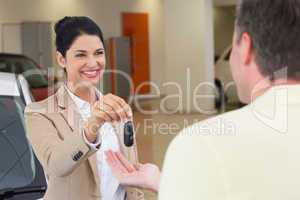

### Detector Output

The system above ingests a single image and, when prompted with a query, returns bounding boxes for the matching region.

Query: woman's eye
[75,54,85,57]
[95,51,104,55]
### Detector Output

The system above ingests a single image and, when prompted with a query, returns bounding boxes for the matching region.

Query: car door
[0,74,47,200]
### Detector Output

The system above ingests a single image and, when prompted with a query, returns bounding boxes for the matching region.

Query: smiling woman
[24,16,142,200]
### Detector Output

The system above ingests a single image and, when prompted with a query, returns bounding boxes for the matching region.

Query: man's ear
[240,32,253,65]
[56,51,66,69]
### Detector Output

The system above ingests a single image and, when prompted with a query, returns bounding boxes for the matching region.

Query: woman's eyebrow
[74,50,87,53]
[95,48,105,51]
[74,48,104,53]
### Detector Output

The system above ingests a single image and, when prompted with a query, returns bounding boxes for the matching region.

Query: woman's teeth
[81,70,100,77]
[83,71,97,75]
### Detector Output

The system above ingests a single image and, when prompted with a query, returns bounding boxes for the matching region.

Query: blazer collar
[55,85,81,132]
[56,85,75,110]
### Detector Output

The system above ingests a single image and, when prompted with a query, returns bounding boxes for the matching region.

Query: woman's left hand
[105,150,161,192]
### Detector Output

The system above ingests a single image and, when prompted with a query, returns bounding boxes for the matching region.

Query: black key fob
[124,121,134,147]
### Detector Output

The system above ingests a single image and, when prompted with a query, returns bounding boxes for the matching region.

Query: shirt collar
[65,84,102,112]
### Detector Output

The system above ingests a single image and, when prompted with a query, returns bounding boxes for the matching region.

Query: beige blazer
[159,85,300,200]
[25,85,143,200]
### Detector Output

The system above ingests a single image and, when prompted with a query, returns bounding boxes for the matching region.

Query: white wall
[0,0,165,93]
[164,0,215,113]
[214,6,236,56]
[0,23,22,53]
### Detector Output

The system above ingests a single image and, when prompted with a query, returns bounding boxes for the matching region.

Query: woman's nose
[86,55,98,67]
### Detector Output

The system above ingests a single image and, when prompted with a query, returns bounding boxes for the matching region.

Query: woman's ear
[56,51,66,69]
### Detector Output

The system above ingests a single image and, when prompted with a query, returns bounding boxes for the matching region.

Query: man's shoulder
[167,106,253,153]
[161,111,244,179]
[182,107,248,136]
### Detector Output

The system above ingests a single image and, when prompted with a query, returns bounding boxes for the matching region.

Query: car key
[124,121,134,147]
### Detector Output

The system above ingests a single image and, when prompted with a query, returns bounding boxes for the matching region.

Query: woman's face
[58,34,106,87]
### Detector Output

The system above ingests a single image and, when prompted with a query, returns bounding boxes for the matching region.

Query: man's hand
[105,150,161,192]
[84,94,132,143]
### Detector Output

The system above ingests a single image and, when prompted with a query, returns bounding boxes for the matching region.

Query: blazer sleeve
[25,111,97,177]
[158,125,228,200]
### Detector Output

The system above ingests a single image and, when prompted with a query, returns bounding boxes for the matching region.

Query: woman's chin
[70,78,100,89]
[84,78,101,86]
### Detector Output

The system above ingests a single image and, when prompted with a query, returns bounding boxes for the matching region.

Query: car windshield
[0,56,48,88]
[0,95,35,191]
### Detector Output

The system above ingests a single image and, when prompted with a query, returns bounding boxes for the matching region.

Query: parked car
[214,46,241,110]
[0,72,47,200]
[0,53,54,101]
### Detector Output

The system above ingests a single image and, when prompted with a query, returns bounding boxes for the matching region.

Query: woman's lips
[80,69,102,79]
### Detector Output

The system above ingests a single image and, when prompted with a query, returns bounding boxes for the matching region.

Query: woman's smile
[80,68,103,79]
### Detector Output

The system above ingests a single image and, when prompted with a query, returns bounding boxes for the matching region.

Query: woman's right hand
[84,93,132,143]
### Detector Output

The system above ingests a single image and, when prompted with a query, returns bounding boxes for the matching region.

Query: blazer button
[72,150,83,161]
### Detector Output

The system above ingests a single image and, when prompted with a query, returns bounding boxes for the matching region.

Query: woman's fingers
[86,94,133,144]
[107,94,133,119]
[133,163,142,171]
[92,93,132,124]
[105,151,160,191]
[115,151,136,173]
[91,108,113,122]
[105,150,128,174]
[94,100,120,121]
[105,151,136,174]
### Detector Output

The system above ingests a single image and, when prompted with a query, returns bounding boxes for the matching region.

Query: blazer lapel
[56,85,81,132]
[55,85,101,188]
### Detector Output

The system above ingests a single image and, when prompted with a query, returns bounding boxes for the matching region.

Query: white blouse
[66,86,126,200]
